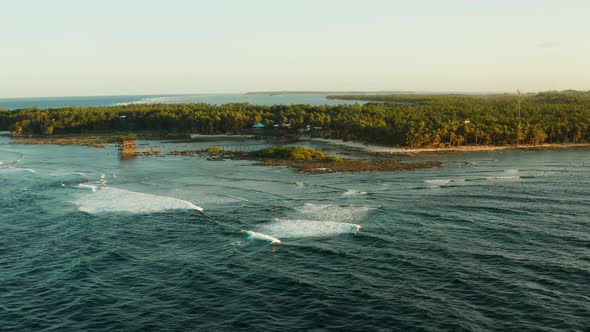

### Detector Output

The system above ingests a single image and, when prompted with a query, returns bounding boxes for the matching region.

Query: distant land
[2,90,589,148]
[244,91,415,96]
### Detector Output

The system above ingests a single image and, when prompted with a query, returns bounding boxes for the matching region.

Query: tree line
[1,91,589,147]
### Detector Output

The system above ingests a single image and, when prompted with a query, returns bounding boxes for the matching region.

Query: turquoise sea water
[1,136,589,331]
[0,94,363,110]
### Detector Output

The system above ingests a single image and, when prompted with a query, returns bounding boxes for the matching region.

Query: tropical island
[1,90,589,150]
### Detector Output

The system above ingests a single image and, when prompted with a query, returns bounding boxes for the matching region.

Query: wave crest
[242,230,281,244]
[257,219,361,239]
[297,203,370,223]
[75,186,204,214]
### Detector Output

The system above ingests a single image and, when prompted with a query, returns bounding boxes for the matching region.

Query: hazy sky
[1,0,589,97]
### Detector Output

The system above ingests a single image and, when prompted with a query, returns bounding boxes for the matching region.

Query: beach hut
[251,123,265,129]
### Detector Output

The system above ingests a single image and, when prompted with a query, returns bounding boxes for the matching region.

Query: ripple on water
[1,146,590,331]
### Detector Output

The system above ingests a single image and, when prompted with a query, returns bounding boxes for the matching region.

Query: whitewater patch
[75,186,204,214]
[255,219,361,240]
[481,169,522,181]
[485,176,521,181]
[424,179,465,188]
[296,203,370,223]
[244,203,368,243]
[342,189,368,197]
[77,183,98,192]
[0,166,35,174]
[242,230,282,244]
[425,179,452,186]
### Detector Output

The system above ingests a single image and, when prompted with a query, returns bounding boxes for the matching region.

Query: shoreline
[308,138,590,155]
[6,133,590,155]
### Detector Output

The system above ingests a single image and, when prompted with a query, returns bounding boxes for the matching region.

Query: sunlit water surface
[1,136,589,331]
[0,94,364,110]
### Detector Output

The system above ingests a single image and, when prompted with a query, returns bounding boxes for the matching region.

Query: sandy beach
[309,138,590,155]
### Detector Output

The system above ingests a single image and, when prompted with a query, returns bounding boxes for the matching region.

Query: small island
[171,146,442,173]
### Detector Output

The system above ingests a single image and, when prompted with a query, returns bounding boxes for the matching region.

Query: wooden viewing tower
[118,138,137,158]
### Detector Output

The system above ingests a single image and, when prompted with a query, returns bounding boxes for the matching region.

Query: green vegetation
[187,145,439,173]
[1,90,589,148]
[328,90,590,104]
[327,156,344,163]
[251,146,327,160]
[10,134,137,148]
[207,146,221,154]
[327,93,460,104]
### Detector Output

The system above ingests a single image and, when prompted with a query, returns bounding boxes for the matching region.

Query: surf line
[241,230,282,245]
[76,182,205,214]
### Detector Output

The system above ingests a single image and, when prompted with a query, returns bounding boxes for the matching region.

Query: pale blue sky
[1,0,589,97]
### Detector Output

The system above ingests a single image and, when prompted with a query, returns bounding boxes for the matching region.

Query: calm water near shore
[1,136,589,331]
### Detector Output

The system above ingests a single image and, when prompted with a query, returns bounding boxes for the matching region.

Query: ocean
[1,136,589,331]
[0,94,364,110]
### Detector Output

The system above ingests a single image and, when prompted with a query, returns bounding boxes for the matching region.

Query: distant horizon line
[0,89,571,100]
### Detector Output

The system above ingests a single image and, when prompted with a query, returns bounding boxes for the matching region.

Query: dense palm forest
[1,91,589,147]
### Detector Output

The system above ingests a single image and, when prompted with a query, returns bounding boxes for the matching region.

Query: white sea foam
[505,169,520,174]
[257,219,361,239]
[186,194,245,205]
[242,230,282,244]
[78,183,98,192]
[75,186,204,214]
[0,167,35,174]
[342,189,367,197]
[244,203,366,242]
[425,179,452,186]
[297,203,370,223]
[485,176,520,181]
[424,179,465,188]
[99,174,108,187]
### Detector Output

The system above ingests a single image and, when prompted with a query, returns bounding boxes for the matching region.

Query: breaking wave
[242,230,281,244]
[77,183,98,192]
[485,176,521,181]
[296,203,370,223]
[0,166,35,174]
[425,179,452,186]
[425,179,465,188]
[244,203,367,243]
[75,186,204,214]
[256,219,361,240]
[342,189,367,197]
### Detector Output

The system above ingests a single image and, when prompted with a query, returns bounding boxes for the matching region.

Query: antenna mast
[517,90,522,146]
